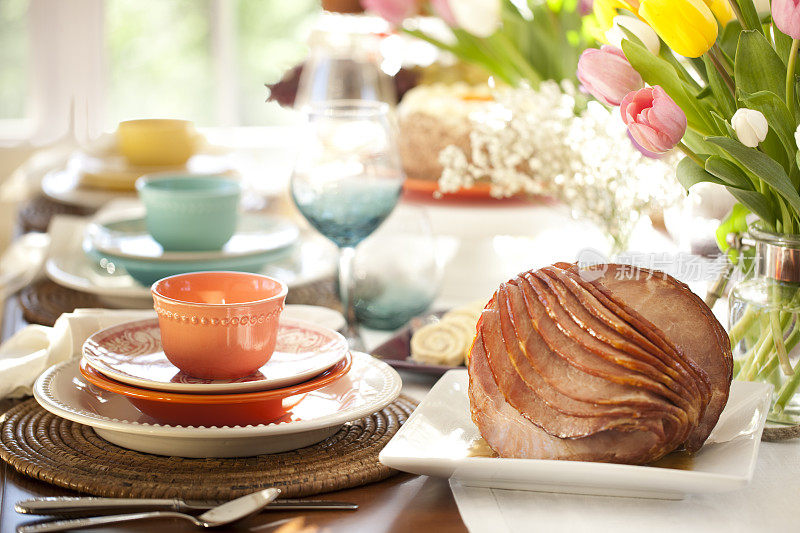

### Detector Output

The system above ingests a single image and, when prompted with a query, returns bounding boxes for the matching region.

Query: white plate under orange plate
[33,352,401,457]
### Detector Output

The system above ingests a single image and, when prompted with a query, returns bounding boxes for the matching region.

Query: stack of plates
[41,150,235,209]
[34,317,402,457]
[84,211,301,285]
[44,211,337,308]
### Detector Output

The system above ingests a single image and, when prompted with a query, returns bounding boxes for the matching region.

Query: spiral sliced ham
[468,263,732,465]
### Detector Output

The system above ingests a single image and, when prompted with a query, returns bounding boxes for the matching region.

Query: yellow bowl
[117,119,198,167]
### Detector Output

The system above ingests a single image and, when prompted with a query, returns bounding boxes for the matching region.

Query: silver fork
[17,488,280,532]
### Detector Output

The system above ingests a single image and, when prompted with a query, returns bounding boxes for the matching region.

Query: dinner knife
[15,497,357,516]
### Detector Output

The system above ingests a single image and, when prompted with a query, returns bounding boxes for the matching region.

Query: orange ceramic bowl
[79,354,352,426]
[151,271,288,379]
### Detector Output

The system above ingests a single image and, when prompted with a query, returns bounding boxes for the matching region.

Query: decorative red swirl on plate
[82,318,348,392]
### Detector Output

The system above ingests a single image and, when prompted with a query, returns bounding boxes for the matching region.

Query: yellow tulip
[593,0,641,31]
[639,0,718,58]
[702,0,734,25]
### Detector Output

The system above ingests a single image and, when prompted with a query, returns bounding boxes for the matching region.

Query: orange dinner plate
[79,354,352,426]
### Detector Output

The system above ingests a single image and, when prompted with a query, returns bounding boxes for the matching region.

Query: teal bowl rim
[136,174,241,197]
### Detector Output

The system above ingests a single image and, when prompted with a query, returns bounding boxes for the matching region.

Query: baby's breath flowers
[438,81,682,251]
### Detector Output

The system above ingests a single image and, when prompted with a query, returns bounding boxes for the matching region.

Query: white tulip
[732,108,769,148]
[605,15,660,56]
[450,0,501,38]
[753,0,771,16]
[794,124,800,150]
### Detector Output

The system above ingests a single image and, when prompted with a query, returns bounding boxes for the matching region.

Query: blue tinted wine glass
[291,100,405,349]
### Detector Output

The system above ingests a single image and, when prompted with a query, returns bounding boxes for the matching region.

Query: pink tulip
[773,0,800,39]
[431,0,458,26]
[579,0,594,16]
[576,46,644,106]
[361,0,418,27]
[620,86,687,154]
[627,130,663,159]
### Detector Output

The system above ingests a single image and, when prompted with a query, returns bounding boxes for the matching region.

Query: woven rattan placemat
[0,396,417,499]
[19,280,103,327]
[763,423,800,441]
[18,195,95,234]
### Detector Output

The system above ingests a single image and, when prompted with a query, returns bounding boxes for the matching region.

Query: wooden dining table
[0,296,469,533]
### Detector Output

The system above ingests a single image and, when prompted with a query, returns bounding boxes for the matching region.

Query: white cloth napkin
[450,439,800,533]
[0,210,97,305]
[0,309,155,400]
[0,232,49,299]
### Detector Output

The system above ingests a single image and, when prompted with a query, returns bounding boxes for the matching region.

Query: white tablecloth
[451,439,800,533]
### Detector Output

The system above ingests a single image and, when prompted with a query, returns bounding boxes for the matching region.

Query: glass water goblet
[352,204,442,330]
[294,14,396,109]
[290,100,405,350]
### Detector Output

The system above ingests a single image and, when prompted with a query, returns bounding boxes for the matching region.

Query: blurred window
[0,0,316,141]
[0,0,30,127]
[106,0,215,126]
[107,0,317,128]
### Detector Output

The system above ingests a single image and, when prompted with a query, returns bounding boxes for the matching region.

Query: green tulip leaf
[726,188,778,227]
[735,0,764,34]
[696,86,714,99]
[738,90,797,163]
[404,29,515,85]
[761,131,792,178]
[773,26,794,66]
[676,156,725,190]
[622,40,714,135]
[719,20,744,59]
[710,110,737,138]
[658,48,701,89]
[619,25,646,49]
[688,57,710,84]
[735,31,787,104]
[619,25,699,90]
[705,155,755,189]
[702,55,736,119]
[706,136,800,214]
[715,202,755,254]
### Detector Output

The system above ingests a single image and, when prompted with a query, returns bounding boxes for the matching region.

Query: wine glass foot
[345,336,366,353]
[343,329,366,353]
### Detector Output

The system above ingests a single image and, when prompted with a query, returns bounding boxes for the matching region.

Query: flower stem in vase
[730,279,800,423]
[756,324,800,380]
[774,357,800,415]
[770,309,794,376]
[729,304,759,350]
[736,321,771,379]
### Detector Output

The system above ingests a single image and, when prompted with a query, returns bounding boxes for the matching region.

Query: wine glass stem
[338,246,365,352]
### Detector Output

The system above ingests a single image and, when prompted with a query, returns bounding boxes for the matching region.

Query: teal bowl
[136,174,241,252]
[85,244,294,286]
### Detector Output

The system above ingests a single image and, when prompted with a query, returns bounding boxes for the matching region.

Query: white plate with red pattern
[82,317,348,393]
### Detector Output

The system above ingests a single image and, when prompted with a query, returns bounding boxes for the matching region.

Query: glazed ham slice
[587,264,732,451]
[468,263,732,464]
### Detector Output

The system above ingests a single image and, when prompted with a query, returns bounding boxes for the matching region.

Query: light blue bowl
[85,244,294,286]
[136,174,241,252]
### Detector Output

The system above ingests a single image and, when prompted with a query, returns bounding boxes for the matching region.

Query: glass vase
[729,225,800,424]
